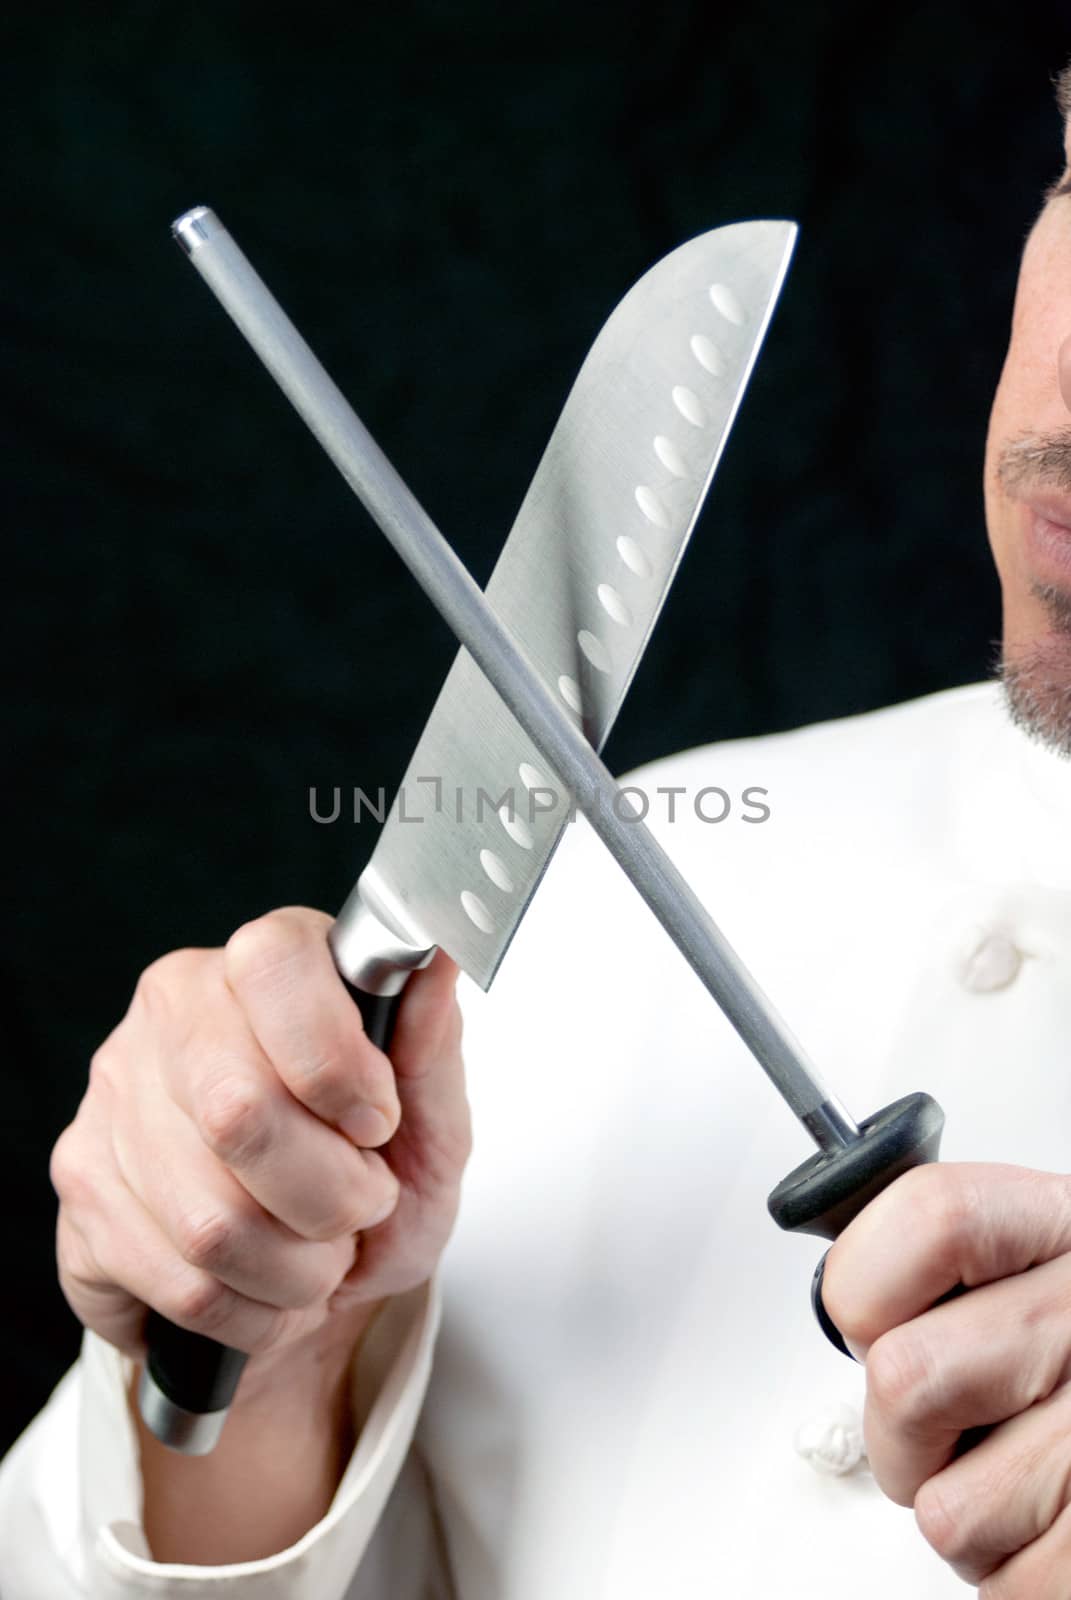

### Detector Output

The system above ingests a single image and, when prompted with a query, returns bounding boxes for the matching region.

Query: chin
[1000,626,1071,757]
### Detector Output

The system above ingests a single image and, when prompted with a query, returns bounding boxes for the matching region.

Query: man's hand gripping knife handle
[138,890,434,1454]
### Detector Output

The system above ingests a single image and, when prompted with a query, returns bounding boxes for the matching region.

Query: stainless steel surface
[329,881,435,996]
[362,217,799,990]
[801,1100,862,1153]
[174,206,856,1142]
[174,205,212,254]
[136,1367,228,1455]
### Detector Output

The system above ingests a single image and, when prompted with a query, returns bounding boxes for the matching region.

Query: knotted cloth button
[957,931,1023,993]
[794,1403,866,1476]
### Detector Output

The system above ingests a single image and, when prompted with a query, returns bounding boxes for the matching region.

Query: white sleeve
[0,1281,450,1600]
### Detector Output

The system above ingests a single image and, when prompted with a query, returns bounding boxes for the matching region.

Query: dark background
[4,2,1070,1452]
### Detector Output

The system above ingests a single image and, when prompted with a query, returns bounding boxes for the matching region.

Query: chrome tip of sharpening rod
[172,206,218,255]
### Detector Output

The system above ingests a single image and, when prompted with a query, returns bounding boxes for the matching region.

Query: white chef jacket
[3,680,1070,1598]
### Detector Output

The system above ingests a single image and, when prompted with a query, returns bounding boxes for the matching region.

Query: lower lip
[1025,509,1071,582]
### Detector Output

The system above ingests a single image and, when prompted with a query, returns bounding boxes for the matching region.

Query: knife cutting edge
[140,208,945,1455]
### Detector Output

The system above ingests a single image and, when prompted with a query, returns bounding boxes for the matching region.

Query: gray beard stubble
[1001,656,1071,757]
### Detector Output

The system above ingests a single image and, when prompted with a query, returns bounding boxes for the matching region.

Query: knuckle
[290,1048,349,1106]
[134,948,200,1014]
[895,1162,972,1250]
[169,1269,231,1331]
[87,1044,116,1096]
[866,1327,934,1425]
[224,910,305,991]
[311,1167,399,1242]
[305,1198,366,1243]
[132,959,167,1013]
[195,1075,272,1163]
[176,1208,238,1271]
[49,1129,86,1206]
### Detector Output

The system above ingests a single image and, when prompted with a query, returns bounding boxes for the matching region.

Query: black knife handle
[766,1091,947,1356]
[138,975,405,1454]
[342,982,404,1051]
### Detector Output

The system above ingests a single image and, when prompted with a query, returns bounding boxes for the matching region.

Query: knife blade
[140,208,796,1452]
[334,214,797,994]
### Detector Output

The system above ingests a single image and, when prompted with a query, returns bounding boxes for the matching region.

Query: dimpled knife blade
[174,208,794,986]
[358,222,797,984]
[189,220,787,996]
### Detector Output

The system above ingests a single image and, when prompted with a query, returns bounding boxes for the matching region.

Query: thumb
[384,951,471,1190]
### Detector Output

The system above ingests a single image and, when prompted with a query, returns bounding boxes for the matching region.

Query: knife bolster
[330,879,436,997]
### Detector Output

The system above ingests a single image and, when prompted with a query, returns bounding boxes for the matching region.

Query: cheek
[984,221,1069,491]
[1004,222,1068,396]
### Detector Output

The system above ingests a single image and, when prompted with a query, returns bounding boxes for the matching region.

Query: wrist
[129,1303,387,1565]
[216,1299,387,1417]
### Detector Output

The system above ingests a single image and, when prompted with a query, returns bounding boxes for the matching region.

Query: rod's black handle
[767,1092,946,1358]
[138,978,403,1453]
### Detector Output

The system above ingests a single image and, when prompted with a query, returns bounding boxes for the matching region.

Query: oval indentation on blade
[616,536,652,578]
[518,762,547,791]
[709,282,745,326]
[460,890,494,932]
[690,333,727,375]
[578,629,611,672]
[479,848,514,892]
[498,805,533,849]
[654,435,688,477]
[671,386,708,428]
[635,485,670,528]
[597,583,632,626]
[558,674,583,713]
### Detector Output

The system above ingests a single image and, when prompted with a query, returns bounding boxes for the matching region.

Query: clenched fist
[50,905,471,1393]
[49,907,471,1559]
[823,1163,1071,1598]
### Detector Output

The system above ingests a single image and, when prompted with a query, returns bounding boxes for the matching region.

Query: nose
[1060,334,1071,412]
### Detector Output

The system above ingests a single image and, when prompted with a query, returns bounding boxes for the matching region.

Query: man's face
[985,69,1071,754]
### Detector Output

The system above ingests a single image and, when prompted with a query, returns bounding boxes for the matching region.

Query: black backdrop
[4,2,1071,1452]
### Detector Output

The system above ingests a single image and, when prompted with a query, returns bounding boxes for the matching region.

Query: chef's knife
[139,208,798,1452]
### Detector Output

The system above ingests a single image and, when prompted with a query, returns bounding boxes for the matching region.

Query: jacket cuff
[80,1281,439,1597]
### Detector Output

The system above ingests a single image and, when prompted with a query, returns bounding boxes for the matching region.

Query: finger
[156,994,400,1244]
[861,1251,1071,1505]
[383,951,469,1191]
[914,1381,1071,1586]
[224,907,401,1145]
[979,1498,1071,1600]
[823,1163,1071,1355]
[110,1091,358,1310]
[61,1094,316,1356]
[53,1098,148,1354]
[346,952,469,1296]
[57,1206,146,1358]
